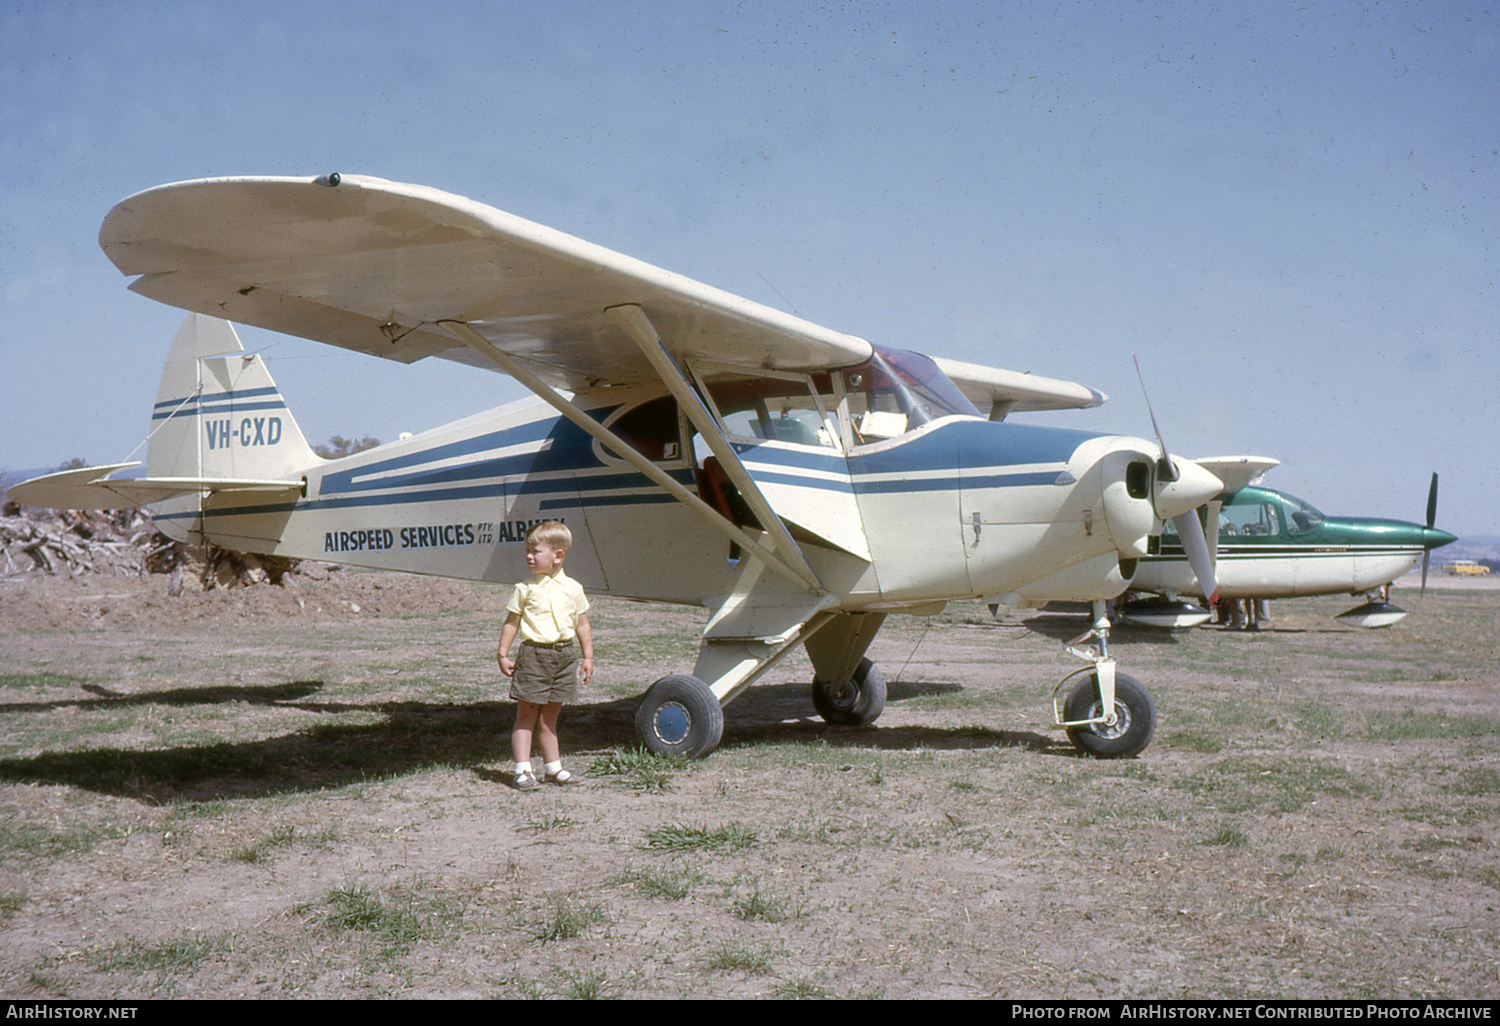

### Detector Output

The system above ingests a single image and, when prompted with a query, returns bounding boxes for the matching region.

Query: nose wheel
[1053,600,1157,758]
[1060,669,1156,758]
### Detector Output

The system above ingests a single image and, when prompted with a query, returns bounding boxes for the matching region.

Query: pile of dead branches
[2,505,154,578]
[1,501,302,590]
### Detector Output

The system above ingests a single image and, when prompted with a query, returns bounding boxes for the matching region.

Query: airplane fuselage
[156,391,1161,614]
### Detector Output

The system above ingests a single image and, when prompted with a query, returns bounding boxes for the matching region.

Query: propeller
[1421,472,1438,597]
[1132,353,1221,606]
[1174,509,1219,607]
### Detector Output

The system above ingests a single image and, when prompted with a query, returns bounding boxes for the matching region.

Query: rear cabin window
[606,395,684,462]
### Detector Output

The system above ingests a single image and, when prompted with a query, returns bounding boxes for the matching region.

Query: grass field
[1,572,1496,998]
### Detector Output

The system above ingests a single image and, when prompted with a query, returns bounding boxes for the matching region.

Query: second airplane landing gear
[1335,583,1410,628]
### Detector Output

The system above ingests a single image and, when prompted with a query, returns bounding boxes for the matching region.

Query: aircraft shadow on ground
[1223,625,1351,636]
[0,681,324,715]
[0,675,1073,803]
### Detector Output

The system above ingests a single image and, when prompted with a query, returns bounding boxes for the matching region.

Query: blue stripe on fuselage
[847,419,1101,488]
[163,414,1106,523]
[319,415,606,494]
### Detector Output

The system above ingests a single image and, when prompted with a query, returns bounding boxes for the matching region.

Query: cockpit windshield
[840,347,980,441]
[1280,492,1326,535]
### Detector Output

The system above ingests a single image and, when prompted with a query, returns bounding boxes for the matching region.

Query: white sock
[544,761,563,777]
[516,761,533,775]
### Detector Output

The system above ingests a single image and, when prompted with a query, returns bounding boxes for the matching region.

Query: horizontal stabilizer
[7,463,302,510]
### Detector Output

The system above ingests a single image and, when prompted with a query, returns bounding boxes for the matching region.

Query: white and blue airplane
[9,174,1229,760]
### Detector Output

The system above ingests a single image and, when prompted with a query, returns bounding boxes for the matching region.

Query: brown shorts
[509,640,580,705]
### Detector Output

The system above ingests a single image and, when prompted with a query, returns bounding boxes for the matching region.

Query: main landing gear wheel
[811,657,886,726]
[636,674,724,759]
[1063,670,1156,759]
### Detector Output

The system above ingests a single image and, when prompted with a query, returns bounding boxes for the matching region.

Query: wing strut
[606,304,823,592]
[439,319,823,594]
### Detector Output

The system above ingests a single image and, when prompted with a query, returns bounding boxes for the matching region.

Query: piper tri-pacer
[10,173,1232,759]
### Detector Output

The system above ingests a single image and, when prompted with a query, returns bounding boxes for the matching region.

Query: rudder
[148,314,320,481]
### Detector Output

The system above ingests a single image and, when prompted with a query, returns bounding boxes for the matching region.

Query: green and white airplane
[1121,466,1457,629]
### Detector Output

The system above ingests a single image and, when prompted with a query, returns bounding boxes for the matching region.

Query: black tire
[635,674,724,759]
[811,657,886,726]
[1063,670,1156,759]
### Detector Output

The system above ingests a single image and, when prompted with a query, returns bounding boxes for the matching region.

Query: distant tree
[56,457,89,471]
[313,435,381,459]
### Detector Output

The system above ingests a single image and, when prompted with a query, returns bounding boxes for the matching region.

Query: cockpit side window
[690,348,979,452]
[1219,501,1281,538]
[700,374,840,450]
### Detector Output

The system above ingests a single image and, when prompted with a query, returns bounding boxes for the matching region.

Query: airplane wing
[100,174,874,392]
[6,463,303,510]
[933,356,1107,418]
[1190,456,1280,495]
[97,173,1108,596]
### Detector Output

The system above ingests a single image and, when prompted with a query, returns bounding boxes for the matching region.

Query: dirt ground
[1,567,1497,999]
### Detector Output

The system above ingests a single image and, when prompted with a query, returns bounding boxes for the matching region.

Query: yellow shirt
[505,569,590,644]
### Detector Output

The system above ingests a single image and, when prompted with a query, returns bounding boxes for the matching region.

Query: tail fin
[6,315,315,521]
[148,314,319,480]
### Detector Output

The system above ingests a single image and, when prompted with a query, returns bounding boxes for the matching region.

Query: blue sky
[3,1,1496,535]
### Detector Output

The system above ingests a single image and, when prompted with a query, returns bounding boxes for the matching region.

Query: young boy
[497,520,594,790]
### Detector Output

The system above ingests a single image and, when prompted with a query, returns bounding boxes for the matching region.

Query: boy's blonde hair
[525,520,572,553]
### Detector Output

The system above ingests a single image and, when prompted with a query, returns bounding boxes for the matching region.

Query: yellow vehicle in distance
[1442,560,1492,576]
